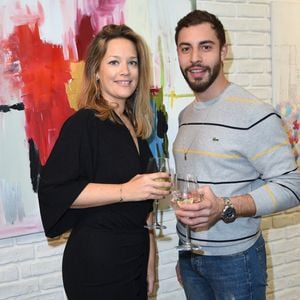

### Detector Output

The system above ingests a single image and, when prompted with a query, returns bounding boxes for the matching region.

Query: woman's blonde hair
[78,24,153,139]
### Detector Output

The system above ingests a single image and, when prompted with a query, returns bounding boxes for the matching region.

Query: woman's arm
[146,212,156,296]
[71,172,171,208]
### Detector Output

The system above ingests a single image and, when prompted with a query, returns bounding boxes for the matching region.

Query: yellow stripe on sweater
[251,141,289,161]
[263,184,278,210]
[225,96,262,104]
[174,148,241,159]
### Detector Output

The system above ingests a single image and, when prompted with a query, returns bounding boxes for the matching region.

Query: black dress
[38,109,153,300]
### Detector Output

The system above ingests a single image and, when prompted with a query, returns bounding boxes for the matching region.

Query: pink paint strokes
[75,0,126,60]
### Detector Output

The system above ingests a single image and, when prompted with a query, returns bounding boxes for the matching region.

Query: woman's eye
[109,60,119,65]
[129,60,138,66]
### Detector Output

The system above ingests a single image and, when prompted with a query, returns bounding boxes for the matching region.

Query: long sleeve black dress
[38,108,153,300]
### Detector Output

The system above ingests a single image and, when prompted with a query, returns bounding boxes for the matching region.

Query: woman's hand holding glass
[144,157,171,229]
[118,157,171,230]
[121,171,171,202]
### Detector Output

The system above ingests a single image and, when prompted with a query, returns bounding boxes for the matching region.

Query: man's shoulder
[223,84,275,116]
[178,100,194,118]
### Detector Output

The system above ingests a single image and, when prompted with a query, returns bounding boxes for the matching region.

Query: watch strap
[223,197,233,208]
[221,197,237,223]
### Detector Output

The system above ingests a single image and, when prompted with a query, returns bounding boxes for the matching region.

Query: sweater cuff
[250,187,277,217]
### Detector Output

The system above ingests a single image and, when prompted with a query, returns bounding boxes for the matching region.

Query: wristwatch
[221,197,237,223]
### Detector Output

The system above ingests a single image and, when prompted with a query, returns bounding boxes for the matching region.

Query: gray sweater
[172,83,300,255]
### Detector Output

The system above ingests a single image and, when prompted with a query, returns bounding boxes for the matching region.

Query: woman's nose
[120,63,129,75]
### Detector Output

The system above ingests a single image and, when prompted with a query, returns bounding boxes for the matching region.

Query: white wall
[0,1,300,299]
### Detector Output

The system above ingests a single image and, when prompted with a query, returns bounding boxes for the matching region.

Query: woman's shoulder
[62,108,101,130]
[67,108,96,122]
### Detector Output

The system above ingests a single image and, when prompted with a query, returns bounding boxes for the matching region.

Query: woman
[38,24,171,299]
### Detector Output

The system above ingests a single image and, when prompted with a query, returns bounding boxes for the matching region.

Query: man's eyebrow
[178,40,216,47]
[199,40,215,45]
[178,42,191,47]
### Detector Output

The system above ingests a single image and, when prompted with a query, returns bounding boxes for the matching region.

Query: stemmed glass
[172,174,202,251]
[144,157,170,230]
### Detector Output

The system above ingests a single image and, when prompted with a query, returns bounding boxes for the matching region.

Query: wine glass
[144,157,170,230]
[172,173,202,251]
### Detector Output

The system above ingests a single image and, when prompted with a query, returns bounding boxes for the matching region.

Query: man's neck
[195,76,229,102]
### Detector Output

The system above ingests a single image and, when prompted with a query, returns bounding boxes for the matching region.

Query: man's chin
[187,81,208,93]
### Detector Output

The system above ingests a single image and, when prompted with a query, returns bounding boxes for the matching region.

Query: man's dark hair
[175,10,226,48]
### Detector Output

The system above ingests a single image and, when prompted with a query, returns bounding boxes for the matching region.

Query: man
[172,9,300,300]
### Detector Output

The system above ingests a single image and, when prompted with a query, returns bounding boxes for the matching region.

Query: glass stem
[185,225,191,244]
[154,200,159,225]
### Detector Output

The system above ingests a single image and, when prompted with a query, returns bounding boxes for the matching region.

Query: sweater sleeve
[38,109,95,237]
[246,111,300,216]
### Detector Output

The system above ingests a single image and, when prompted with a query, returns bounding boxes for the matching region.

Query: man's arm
[174,186,257,229]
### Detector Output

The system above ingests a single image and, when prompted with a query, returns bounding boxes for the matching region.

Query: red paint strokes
[4,0,127,166]
[150,86,161,96]
[76,15,94,61]
[10,23,74,165]
[293,120,299,130]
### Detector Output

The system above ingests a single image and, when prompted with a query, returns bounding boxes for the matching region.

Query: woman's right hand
[122,172,171,201]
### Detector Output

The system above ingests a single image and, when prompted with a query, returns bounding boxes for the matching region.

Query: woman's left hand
[147,268,155,296]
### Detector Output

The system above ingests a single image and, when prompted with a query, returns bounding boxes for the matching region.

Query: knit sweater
[172,83,300,255]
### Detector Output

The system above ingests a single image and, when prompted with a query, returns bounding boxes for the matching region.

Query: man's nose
[190,49,202,64]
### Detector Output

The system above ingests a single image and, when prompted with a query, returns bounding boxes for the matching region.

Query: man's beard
[181,61,222,93]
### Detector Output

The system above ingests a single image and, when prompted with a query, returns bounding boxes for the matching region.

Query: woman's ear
[96,73,100,80]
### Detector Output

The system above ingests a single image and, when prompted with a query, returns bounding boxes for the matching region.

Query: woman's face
[98,38,139,105]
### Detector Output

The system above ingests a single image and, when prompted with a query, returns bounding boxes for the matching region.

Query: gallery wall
[0,0,299,299]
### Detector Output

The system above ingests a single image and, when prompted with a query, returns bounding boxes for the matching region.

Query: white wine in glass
[144,157,170,230]
[172,174,201,251]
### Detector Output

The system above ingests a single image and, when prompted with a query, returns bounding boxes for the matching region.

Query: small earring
[95,85,101,100]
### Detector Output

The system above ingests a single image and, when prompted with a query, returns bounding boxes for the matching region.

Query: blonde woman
[38,24,171,300]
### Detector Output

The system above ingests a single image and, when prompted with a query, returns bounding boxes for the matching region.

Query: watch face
[223,206,237,223]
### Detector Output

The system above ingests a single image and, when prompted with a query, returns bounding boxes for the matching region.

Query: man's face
[177,23,227,94]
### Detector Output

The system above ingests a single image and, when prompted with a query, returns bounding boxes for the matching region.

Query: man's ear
[221,44,228,62]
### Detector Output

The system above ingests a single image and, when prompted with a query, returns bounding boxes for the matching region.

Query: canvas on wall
[0,0,193,239]
[125,0,193,160]
[271,1,300,166]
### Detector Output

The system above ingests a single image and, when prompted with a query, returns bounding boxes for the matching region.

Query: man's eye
[181,47,190,53]
[201,45,212,51]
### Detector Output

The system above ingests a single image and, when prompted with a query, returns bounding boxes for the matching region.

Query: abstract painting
[0,0,127,238]
[0,0,193,238]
